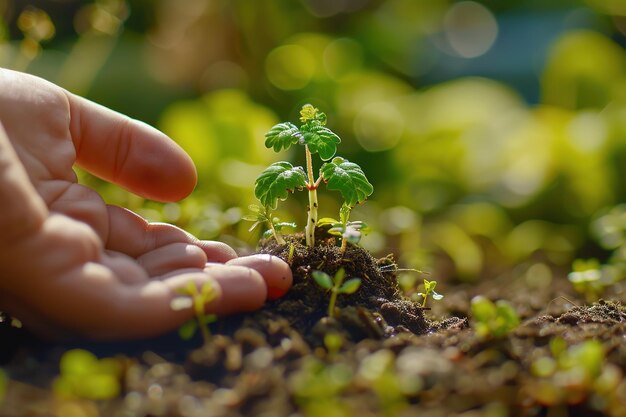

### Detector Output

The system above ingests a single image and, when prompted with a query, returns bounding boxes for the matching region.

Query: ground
[1,235,626,417]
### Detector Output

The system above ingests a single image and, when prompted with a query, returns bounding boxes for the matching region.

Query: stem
[340,237,348,254]
[421,295,427,308]
[305,145,318,247]
[328,289,338,318]
[193,292,211,345]
[268,220,285,245]
[199,321,211,346]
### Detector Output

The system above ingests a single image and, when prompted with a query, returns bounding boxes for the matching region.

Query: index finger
[65,91,197,202]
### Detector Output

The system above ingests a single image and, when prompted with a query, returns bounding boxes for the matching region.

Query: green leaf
[199,314,217,326]
[201,282,217,301]
[264,122,302,152]
[301,123,341,161]
[274,222,297,231]
[178,320,198,340]
[470,295,497,322]
[333,268,346,285]
[312,271,333,289]
[254,162,307,209]
[339,278,361,294]
[320,157,374,206]
[300,104,327,124]
[317,217,340,228]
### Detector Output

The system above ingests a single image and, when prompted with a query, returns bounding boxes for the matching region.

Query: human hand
[0,68,291,340]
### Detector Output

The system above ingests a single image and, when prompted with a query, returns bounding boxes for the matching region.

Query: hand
[0,69,292,340]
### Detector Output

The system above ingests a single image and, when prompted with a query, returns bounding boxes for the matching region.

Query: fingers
[65,91,197,202]
[28,264,268,340]
[222,254,293,300]
[137,243,208,276]
[202,265,266,315]
[106,205,237,261]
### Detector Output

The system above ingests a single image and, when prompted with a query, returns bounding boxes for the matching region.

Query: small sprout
[253,104,373,247]
[52,349,123,400]
[287,243,296,264]
[529,338,613,405]
[323,332,345,357]
[568,258,605,302]
[312,268,361,318]
[171,281,218,345]
[416,279,444,308]
[318,204,370,254]
[243,204,295,244]
[470,295,520,339]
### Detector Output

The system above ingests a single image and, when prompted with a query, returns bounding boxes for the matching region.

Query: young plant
[470,295,520,339]
[254,104,373,247]
[312,268,361,318]
[243,204,296,244]
[170,281,218,345]
[567,258,623,303]
[52,349,123,400]
[416,278,444,308]
[318,203,370,253]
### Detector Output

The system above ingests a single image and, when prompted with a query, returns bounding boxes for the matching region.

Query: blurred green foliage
[2,0,626,282]
[52,349,123,400]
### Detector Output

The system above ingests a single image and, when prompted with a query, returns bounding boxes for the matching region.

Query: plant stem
[268,220,285,244]
[328,289,338,318]
[305,145,318,247]
[199,322,211,346]
[340,237,348,254]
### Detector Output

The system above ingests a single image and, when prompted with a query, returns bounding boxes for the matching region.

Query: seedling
[254,104,373,247]
[470,296,520,339]
[312,268,361,318]
[170,281,218,345]
[318,203,370,253]
[52,349,122,400]
[243,204,296,244]
[416,278,444,308]
[568,258,611,303]
[530,338,612,405]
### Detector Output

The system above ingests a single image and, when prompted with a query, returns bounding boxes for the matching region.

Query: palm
[0,69,292,340]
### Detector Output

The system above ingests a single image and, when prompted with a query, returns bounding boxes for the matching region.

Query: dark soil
[1,237,626,417]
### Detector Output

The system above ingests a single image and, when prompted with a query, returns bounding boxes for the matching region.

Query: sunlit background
[2,0,625,287]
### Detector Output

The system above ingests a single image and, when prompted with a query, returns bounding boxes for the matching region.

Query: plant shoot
[312,268,361,318]
[170,281,218,345]
[253,104,373,247]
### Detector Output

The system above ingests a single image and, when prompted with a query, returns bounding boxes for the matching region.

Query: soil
[1,234,626,417]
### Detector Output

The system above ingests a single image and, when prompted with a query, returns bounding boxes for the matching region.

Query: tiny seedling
[318,203,370,254]
[254,104,373,247]
[243,204,296,244]
[170,281,218,345]
[312,268,361,318]
[470,295,520,339]
[417,278,444,308]
[52,349,122,400]
[568,258,607,303]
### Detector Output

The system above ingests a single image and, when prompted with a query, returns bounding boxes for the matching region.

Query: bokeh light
[442,1,498,58]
